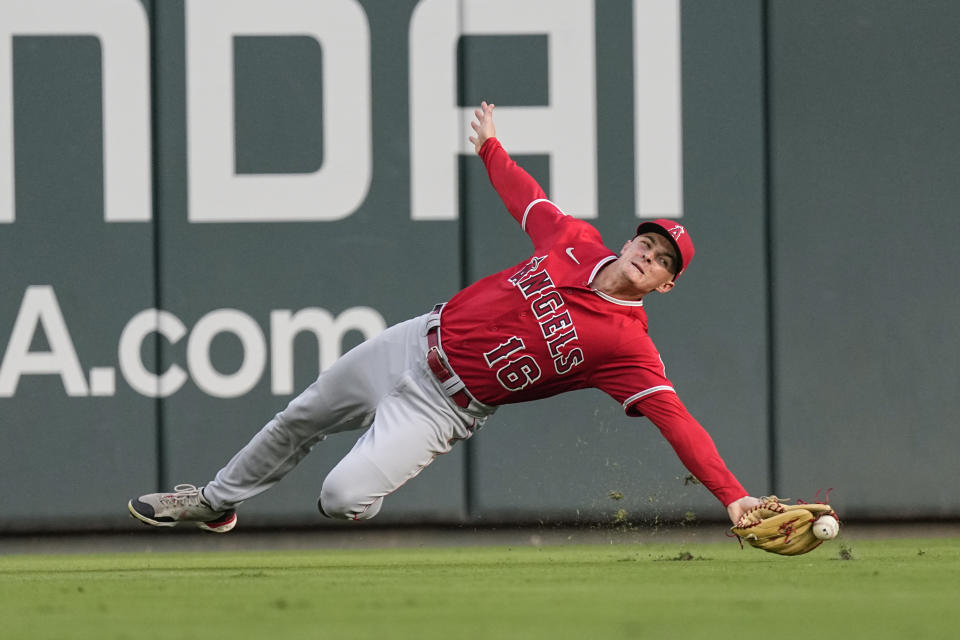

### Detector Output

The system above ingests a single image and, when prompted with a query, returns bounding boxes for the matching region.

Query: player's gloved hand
[730,496,839,556]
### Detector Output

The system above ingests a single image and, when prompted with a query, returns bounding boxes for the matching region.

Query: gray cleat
[128,484,237,533]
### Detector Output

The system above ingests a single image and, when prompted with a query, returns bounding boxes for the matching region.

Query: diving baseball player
[128,102,761,532]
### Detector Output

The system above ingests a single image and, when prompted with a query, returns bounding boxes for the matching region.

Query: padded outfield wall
[0,0,956,532]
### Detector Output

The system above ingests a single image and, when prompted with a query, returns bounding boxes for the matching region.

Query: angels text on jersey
[481,255,585,393]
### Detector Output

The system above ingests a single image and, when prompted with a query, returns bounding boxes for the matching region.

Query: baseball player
[128,101,761,533]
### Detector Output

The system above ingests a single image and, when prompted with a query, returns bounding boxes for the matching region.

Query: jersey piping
[521,198,555,231]
[622,385,676,411]
[587,255,616,285]
[591,286,645,307]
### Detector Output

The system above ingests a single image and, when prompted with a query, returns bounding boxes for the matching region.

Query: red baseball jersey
[439,138,747,506]
[442,138,673,412]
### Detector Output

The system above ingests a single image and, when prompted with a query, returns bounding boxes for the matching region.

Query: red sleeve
[633,392,748,507]
[479,137,547,224]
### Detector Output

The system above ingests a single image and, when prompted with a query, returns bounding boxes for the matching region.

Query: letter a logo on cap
[668,225,686,241]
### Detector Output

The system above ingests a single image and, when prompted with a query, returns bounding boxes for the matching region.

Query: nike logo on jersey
[565,247,580,264]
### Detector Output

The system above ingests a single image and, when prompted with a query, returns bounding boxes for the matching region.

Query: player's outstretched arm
[469,100,497,154]
[634,392,758,523]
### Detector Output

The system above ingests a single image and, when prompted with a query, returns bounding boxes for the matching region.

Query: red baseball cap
[635,219,694,278]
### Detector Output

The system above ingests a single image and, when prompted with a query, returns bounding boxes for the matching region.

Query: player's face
[616,233,678,295]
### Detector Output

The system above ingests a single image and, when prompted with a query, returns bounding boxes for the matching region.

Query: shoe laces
[159,484,207,508]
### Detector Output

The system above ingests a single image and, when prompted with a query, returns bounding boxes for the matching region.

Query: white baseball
[812,514,839,540]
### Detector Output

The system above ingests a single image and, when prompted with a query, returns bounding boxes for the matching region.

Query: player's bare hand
[469,101,497,154]
[726,495,762,525]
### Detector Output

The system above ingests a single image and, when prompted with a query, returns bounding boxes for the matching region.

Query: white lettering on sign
[0,285,89,396]
[409,0,597,220]
[634,0,683,218]
[186,309,267,398]
[0,0,152,224]
[0,286,387,398]
[1,0,682,224]
[270,308,386,395]
[119,309,189,397]
[185,0,372,222]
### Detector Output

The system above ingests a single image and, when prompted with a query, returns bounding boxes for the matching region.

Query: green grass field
[2,537,958,640]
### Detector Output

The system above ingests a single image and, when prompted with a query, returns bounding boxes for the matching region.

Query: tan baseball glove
[730,496,839,556]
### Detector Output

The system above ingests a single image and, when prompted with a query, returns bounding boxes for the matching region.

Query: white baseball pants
[202,311,495,520]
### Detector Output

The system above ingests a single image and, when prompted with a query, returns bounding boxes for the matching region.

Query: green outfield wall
[1,0,957,531]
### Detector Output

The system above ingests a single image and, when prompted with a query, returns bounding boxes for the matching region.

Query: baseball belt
[425,304,472,409]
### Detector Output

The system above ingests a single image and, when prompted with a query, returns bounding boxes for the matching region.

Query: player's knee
[318,479,383,521]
